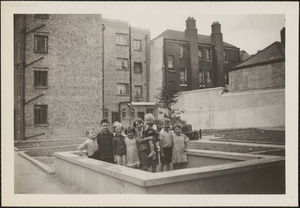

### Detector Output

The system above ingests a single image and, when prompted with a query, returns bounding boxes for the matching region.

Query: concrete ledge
[19,151,55,175]
[54,150,285,194]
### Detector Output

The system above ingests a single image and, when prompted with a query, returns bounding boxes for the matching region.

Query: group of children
[78,114,189,172]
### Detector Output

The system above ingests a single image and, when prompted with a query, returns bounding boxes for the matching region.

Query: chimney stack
[280,27,285,44]
[185,17,199,90]
[211,21,225,87]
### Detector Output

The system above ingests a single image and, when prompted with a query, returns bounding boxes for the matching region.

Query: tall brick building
[14,14,152,140]
[149,17,240,101]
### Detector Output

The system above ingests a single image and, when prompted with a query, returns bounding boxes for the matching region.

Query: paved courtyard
[14,151,85,194]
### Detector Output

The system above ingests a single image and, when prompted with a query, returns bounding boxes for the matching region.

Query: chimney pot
[211,21,221,34]
[186,17,196,30]
[280,27,285,44]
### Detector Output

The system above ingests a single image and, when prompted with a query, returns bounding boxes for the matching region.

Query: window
[104,109,108,119]
[198,47,203,59]
[134,62,142,74]
[199,70,205,88]
[138,112,144,120]
[34,71,48,88]
[133,39,141,51]
[34,35,48,53]
[112,112,119,123]
[146,109,154,114]
[179,68,187,85]
[206,71,212,87]
[116,58,128,70]
[167,56,174,70]
[225,72,229,84]
[34,105,48,124]
[224,51,228,62]
[205,48,212,60]
[116,33,128,46]
[34,14,49,19]
[131,108,135,117]
[134,85,142,97]
[168,81,176,90]
[179,45,184,58]
[117,83,129,95]
[122,109,126,118]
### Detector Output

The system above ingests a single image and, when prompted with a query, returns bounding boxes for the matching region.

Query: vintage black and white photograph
[2,1,298,207]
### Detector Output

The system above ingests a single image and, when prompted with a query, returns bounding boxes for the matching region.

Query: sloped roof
[154,29,237,48]
[234,41,285,70]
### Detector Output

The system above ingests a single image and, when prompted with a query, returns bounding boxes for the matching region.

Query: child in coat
[172,124,189,170]
[112,123,126,166]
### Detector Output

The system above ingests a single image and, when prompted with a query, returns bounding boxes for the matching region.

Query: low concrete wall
[177,87,285,130]
[54,150,285,194]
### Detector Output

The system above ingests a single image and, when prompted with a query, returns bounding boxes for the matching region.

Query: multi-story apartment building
[14,14,152,140]
[149,17,240,101]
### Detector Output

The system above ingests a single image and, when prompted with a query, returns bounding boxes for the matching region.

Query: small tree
[155,87,186,125]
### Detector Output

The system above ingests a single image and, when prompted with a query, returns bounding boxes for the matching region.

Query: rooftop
[233,41,285,70]
[153,29,237,48]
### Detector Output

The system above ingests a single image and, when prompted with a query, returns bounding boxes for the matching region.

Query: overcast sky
[99,3,285,55]
[5,2,286,54]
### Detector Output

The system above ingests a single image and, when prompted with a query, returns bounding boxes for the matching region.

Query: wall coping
[54,150,284,188]
[178,87,224,95]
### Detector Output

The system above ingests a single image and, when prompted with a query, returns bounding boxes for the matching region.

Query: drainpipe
[145,34,149,101]
[102,24,105,117]
[129,25,132,102]
[20,15,26,140]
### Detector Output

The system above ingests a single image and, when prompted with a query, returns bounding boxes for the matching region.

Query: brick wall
[24,14,103,138]
[102,19,150,127]
[229,62,285,92]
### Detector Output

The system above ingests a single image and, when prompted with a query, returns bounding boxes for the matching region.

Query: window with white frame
[179,45,184,58]
[199,70,205,88]
[167,56,174,70]
[133,39,141,50]
[198,47,203,59]
[206,71,212,87]
[205,48,212,60]
[116,58,128,70]
[117,83,129,95]
[179,68,187,85]
[34,35,48,53]
[116,33,128,46]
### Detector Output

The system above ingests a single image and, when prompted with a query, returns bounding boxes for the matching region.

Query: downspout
[102,24,105,117]
[129,25,132,103]
[145,34,149,101]
[20,15,26,140]
[119,25,132,122]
